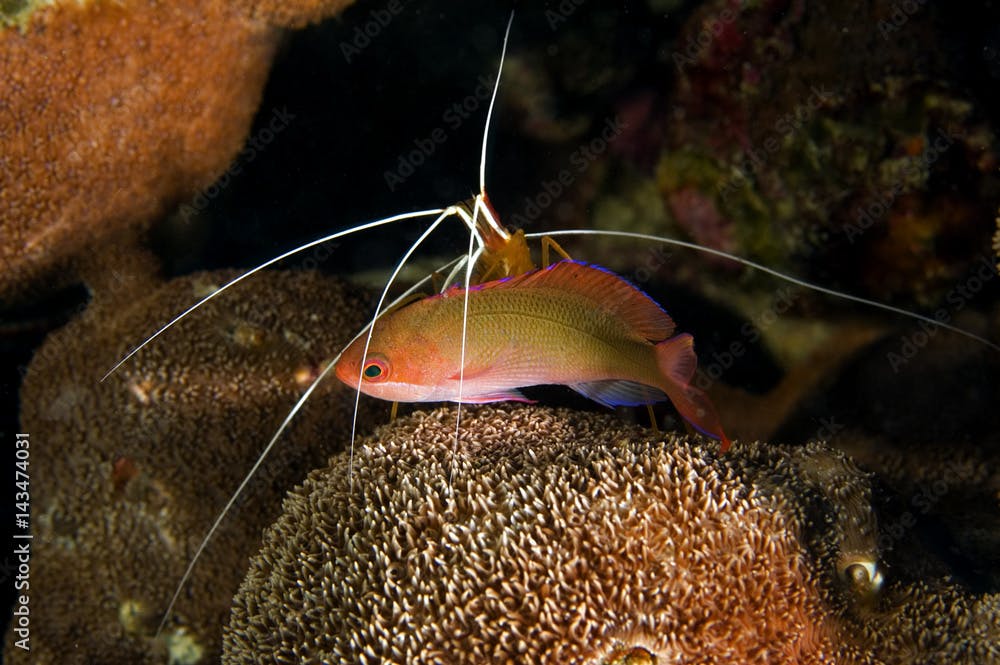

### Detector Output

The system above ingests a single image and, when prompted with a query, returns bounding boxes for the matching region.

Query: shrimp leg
[540,235,573,268]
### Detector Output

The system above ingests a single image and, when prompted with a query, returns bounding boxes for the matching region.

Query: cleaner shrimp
[101,8,1000,641]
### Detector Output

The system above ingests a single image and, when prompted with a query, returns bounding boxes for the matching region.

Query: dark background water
[4,0,1000,652]
[154,1,673,276]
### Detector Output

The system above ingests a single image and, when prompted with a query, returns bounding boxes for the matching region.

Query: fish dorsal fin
[470,260,675,341]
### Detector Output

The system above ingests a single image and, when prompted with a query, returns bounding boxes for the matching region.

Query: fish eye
[362,357,389,382]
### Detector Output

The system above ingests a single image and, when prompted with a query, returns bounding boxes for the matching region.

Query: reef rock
[6,268,379,664]
[652,0,999,305]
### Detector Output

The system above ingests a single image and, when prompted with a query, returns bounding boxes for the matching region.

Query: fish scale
[430,288,662,390]
[334,260,730,451]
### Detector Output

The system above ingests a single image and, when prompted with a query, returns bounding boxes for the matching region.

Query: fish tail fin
[655,333,732,453]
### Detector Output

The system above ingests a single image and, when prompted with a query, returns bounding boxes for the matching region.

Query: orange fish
[335,260,732,451]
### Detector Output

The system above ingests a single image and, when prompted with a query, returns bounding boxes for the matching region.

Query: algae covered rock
[6,268,378,664]
[616,0,1000,306]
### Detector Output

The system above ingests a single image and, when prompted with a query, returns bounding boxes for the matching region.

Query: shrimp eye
[362,357,389,382]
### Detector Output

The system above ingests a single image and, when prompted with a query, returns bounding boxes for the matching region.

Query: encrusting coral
[226,405,886,664]
[771,313,1000,594]
[0,0,354,302]
[5,268,379,664]
[853,582,1000,664]
[226,405,1000,664]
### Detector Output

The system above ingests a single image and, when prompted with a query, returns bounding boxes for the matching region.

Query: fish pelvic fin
[655,333,732,453]
[569,380,666,408]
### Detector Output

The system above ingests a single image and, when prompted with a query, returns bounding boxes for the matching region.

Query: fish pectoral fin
[447,362,494,382]
[569,380,667,408]
[457,389,535,404]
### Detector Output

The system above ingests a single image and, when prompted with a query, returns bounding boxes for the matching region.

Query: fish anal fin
[569,380,667,408]
[457,389,534,404]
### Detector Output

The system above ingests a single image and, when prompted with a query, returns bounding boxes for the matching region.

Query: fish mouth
[332,357,359,389]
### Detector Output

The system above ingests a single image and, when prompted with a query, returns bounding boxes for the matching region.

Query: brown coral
[776,322,1000,591]
[226,405,880,664]
[236,0,357,30]
[0,0,354,302]
[853,582,1000,664]
[6,268,379,664]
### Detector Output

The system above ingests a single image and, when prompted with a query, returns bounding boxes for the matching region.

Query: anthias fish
[335,260,732,451]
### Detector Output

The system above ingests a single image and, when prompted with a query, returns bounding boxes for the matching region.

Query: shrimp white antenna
[155,353,339,638]
[162,10,519,634]
[158,11,520,637]
[348,206,476,485]
[444,13,516,488]
[531,229,1000,352]
[441,253,473,291]
[155,252,466,636]
[101,208,448,381]
[479,11,515,196]
[450,216,484,490]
